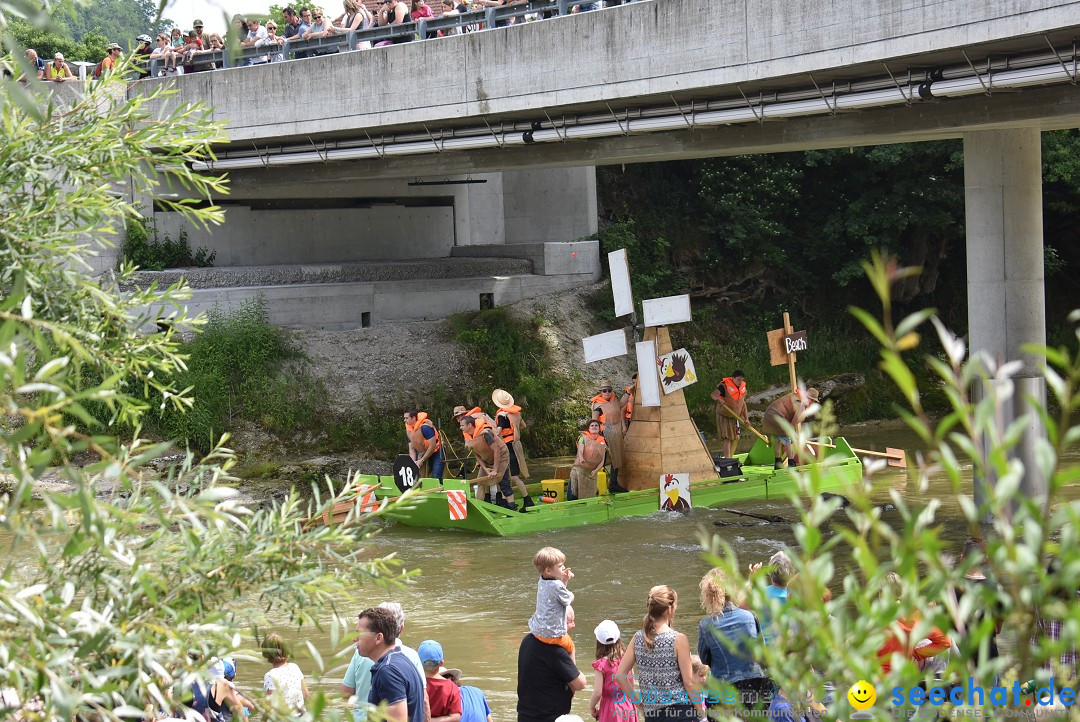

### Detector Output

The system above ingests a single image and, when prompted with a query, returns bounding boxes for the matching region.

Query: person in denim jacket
[697,568,771,710]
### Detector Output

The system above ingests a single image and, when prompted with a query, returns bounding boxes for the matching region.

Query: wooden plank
[624,437,662,454]
[662,449,715,470]
[660,403,690,422]
[634,405,661,423]
[661,420,701,437]
[659,433,708,455]
[626,420,661,439]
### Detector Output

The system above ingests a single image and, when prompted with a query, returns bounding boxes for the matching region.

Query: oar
[806,440,907,468]
[720,507,786,523]
[719,405,768,444]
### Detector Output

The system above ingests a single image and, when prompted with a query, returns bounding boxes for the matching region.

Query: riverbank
[211,282,934,486]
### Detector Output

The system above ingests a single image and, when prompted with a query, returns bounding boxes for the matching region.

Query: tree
[700,254,1080,719]
[1,27,398,722]
[7,19,109,64]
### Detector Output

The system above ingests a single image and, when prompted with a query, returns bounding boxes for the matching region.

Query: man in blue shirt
[357,606,426,722]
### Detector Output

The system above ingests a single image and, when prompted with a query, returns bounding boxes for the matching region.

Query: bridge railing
[141,0,637,78]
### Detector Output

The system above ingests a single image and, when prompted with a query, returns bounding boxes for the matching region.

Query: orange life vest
[461,407,491,441]
[623,386,634,420]
[405,412,441,453]
[495,405,522,443]
[590,393,609,423]
[578,430,607,465]
[721,377,747,401]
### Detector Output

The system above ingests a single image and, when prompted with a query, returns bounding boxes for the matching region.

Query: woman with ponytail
[615,586,701,721]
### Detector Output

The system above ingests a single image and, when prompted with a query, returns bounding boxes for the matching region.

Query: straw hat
[439,667,462,684]
[491,389,514,409]
[452,405,469,418]
[598,379,613,391]
[805,387,820,403]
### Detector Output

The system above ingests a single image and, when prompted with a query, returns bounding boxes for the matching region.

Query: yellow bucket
[597,470,608,495]
[541,479,566,503]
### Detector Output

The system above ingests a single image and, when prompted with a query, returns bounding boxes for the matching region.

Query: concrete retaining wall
[151,271,596,329]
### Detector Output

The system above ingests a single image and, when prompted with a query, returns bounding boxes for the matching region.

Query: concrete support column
[963,128,1046,509]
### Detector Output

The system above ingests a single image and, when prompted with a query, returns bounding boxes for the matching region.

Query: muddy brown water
[4,422,1079,720]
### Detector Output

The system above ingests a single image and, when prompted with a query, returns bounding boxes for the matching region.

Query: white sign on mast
[609,249,634,319]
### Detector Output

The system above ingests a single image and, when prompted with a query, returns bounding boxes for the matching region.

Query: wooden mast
[620,326,716,491]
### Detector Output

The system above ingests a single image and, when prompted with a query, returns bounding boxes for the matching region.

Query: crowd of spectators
[17,0,642,81]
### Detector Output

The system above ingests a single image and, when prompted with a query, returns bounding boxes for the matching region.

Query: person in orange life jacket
[761,387,819,469]
[452,405,497,440]
[711,370,748,459]
[591,380,629,494]
[571,420,607,499]
[459,415,518,511]
[619,374,636,431]
[492,389,535,509]
[404,408,444,482]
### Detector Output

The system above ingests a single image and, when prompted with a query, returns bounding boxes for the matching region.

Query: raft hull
[349,438,865,536]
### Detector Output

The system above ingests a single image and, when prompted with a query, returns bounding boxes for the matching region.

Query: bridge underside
[221,83,1080,186]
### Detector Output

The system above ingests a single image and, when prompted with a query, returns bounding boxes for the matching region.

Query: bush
[121,214,216,270]
[451,308,584,457]
[147,298,326,451]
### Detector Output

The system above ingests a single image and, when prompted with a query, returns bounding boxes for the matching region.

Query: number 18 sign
[393,454,420,494]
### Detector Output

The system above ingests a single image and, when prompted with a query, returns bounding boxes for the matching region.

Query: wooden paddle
[806,440,907,468]
[718,405,769,444]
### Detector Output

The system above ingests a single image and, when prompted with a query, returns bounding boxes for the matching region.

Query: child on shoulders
[528,547,576,662]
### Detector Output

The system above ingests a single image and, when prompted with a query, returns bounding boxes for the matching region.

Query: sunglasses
[313,14,323,18]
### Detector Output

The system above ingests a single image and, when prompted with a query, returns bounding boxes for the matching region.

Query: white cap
[594,619,621,645]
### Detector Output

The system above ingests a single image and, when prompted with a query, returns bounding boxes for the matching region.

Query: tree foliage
[699,255,1080,719]
[597,133,1080,333]
[0,44,398,722]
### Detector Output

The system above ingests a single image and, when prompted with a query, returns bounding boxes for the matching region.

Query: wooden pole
[783,312,799,432]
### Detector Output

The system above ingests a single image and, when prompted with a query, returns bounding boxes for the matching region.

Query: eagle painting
[660,473,692,513]
[656,348,698,393]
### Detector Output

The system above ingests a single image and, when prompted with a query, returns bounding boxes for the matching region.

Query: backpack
[92,59,105,79]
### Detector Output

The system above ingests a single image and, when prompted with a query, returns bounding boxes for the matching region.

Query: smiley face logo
[847,680,877,711]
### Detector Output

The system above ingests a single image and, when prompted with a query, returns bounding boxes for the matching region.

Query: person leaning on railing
[45,52,75,82]
[256,21,286,63]
[377,0,413,44]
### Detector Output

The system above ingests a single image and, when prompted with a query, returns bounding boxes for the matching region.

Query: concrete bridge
[135,0,1078,500]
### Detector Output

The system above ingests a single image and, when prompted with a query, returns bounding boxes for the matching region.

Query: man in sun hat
[590,380,627,493]
[94,42,123,78]
[492,389,534,509]
[762,386,820,469]
[192,18,206,46]
[418,640,462,722]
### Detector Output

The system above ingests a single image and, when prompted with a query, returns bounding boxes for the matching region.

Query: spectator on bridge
[284,7,310,42]
[44,52,74,82]
[574,1,600,11]
[150,34,177,75]
[256,22,285,63]
[181,29,203,65]
[133,34,153,60]
[411,0,434,21]
[375,0,413,44]
[438,0,468,35]
[23,49,45,81]
[303,8,338,40]
[231,15,250,45]
[242,18,268,47]
[193,19,207,48]
[170,26,185,51]
[336,0,375,48]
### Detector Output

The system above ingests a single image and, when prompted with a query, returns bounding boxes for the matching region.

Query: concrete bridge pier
[963,128,1047,510]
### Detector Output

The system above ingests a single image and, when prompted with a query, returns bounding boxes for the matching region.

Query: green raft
[349,437,865,536]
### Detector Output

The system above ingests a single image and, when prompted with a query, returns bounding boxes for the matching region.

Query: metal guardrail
[140,0,640,78]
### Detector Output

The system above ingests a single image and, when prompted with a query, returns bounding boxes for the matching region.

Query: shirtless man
[570,420,607,499]
[459,416,517,510]
[762,387,819,469]
[591,380,628,493]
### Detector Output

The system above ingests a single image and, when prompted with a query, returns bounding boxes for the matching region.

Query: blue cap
[222,658,236,680]
[417,640,443,666]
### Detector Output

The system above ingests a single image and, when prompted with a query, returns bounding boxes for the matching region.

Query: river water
[4,423,1079,720]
